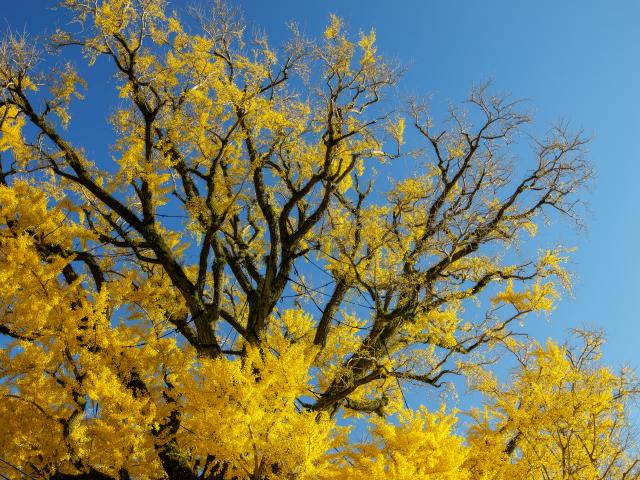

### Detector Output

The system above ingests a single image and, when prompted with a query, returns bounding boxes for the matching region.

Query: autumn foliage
[0,1,637,479]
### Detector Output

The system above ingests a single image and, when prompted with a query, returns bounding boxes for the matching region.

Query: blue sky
[4,1,640,385]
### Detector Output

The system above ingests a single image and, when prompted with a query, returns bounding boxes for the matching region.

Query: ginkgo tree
[0,1,636,479]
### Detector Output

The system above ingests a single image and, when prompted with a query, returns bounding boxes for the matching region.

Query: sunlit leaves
[0,1,609,479]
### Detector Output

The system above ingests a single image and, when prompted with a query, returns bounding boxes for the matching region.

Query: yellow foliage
[324,14,343,40]
[337,407,469,480]
[492,279,560,312]
[0,2,606,479]
[468,334,639,479]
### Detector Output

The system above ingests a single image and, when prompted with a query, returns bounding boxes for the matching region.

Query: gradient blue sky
[3,1,640,379]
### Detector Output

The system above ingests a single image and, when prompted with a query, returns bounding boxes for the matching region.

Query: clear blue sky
[4,1,640,379]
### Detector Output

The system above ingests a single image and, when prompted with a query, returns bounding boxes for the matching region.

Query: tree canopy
[0,1,636,479]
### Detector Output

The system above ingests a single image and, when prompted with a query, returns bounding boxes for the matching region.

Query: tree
[1,1,630,479]
[466,331,640,480]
